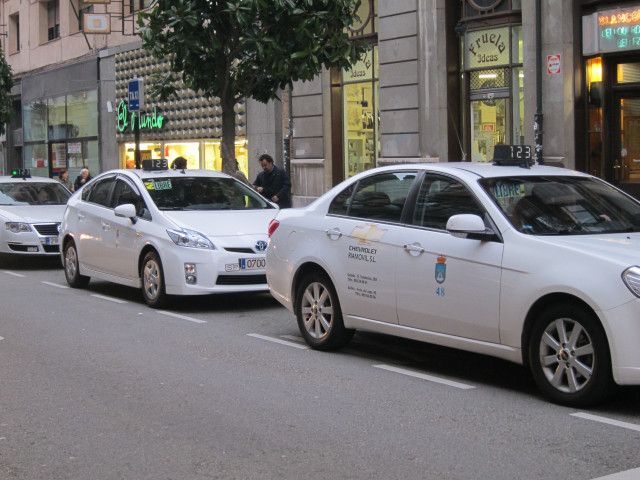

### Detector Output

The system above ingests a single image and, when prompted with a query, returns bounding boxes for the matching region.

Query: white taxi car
[0,170,71,256]
[60,161,277,307]
[266,150,640,406]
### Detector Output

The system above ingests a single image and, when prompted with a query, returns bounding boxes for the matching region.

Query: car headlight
[5,222,32,233]
[166,228,215,250]
[622,266,640,298]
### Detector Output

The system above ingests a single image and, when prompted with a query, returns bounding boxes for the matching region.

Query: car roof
[100,169,233,181]
[347,162,591,180]
[0,175,64,184]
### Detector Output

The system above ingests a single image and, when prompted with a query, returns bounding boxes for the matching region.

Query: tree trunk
[220,93,237,176]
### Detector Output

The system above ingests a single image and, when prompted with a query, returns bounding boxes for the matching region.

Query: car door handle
[403,242,425,255]
[101,221,110,231]
[325,228,343,240]
[77,211,85,220]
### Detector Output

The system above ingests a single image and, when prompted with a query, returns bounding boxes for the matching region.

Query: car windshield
[143,176,274,211]
[0,182,71,206]
[480,176,640,235]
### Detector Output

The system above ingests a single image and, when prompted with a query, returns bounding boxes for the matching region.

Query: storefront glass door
[470,97,508,163]
[616,95,640,197]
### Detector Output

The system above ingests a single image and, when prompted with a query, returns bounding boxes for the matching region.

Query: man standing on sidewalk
[253,153,292,208]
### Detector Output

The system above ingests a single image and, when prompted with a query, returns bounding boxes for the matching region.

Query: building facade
[2,0,639,201]
[289,0,640,205]
[0,0,280,184]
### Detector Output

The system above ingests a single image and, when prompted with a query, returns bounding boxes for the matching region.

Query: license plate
[239,257,266,270]
[45,236,59,245]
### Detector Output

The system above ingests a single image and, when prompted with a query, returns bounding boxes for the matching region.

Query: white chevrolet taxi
[266,147,640,406]
[0,170,71,256]
[60,160,277,307]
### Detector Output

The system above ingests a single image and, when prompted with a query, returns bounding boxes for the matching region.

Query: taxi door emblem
[435,256,446,284]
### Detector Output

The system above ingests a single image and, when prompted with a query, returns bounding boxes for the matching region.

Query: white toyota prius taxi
[0,169,71,256]
[60,160,278,307]
[266,147,640,406]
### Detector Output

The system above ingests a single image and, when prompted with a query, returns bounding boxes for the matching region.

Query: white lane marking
[157,310,207,324]
[248,333,310,350]
[90,294,128,304]
[373,364,476,390]
[41,281,69,289]
[1,270,25,278]
[589,467,640,480]
[571,412,640,433]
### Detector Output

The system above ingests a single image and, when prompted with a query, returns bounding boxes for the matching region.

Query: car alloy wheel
[64,241,90,288]
[141,251,167,308]
[529,304,613,406]
[295,272,353,351]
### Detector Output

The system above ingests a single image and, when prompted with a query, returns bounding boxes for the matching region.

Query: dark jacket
[74,174,92,191]
[253,164,292,208]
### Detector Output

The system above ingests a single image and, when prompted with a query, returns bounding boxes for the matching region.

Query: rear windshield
[143,176,274,211]
[0,182,71,206]
[480,176,640,235]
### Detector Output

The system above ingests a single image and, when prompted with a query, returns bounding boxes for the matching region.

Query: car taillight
[268,219,280,238]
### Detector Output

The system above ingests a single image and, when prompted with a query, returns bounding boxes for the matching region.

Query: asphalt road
[1,255,639,480]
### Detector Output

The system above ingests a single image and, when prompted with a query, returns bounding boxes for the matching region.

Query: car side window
[86,178,115,207]
[413,174,484,230]
[329,171,417,223]
[110,178,151,220]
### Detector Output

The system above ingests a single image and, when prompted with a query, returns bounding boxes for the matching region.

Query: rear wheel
[63,240,90,288]
[528,304,613,406]
[141,251,168,308]
[295,272,354,350]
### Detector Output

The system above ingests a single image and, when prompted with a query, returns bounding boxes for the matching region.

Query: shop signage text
[343,51,373,83]
[117,100,165,133]
[465,27,510,69]
[583,6,640,54]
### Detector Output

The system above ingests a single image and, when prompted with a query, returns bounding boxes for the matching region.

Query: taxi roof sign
[142,159,168,171]
[493,145,532,169]
[11,169,31,179]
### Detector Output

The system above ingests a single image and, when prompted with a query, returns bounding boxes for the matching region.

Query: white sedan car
[60,164,278,307]
[0,170,71,256]
[266,157,640,406]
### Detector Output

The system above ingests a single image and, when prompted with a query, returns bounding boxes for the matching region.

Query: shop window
[464,23,522,163]
[617,63,640,84]
[343,47,379,178]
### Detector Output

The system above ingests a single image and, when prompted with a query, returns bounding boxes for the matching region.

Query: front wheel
[141,251,168,308]
[63,240,90,288]
[528,304,613,406]
[295,272,354,351]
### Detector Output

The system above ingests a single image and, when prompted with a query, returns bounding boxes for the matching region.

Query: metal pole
[534,0,544,165]
[134,112,141,169]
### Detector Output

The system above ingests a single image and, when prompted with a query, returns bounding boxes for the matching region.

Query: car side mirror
[446,214,495,240]
[114,203,138,224]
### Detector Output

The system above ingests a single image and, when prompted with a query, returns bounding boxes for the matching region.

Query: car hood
[0,205,67,223]
[543,232,640,265]
[162,209,277,237]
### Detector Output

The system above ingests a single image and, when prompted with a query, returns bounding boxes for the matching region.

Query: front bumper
[160,245,269,296]
[1,223,60,255]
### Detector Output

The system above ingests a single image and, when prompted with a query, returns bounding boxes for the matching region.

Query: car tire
[295,272,354,351]
[141,251,168,308]
[63,240,90,288]
[528,304,613,407]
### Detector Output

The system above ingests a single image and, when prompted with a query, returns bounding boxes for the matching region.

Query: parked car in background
[0,169,71,257]
[60,161,278,307]
[266,151,640,406]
